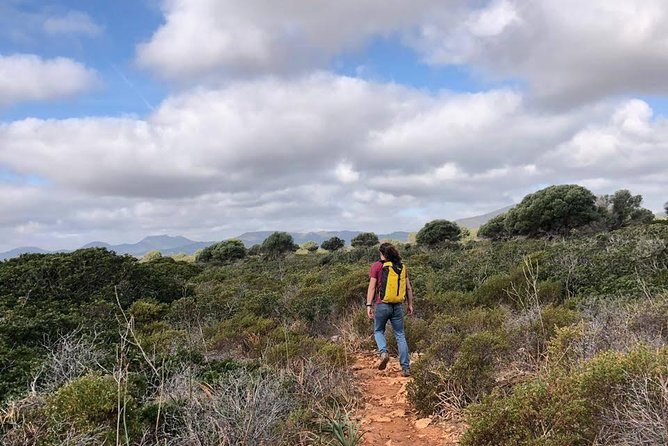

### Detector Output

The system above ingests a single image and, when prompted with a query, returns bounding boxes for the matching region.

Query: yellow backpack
[379,261,407,303]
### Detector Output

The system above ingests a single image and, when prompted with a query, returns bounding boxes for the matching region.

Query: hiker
[366,242,414,377]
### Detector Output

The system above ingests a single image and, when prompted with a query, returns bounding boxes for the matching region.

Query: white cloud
[467,0,520,37]
[543,100,668,178]
[43,11,103,36]
[411,0,668,106]
[1,74,667,251]
[335,162,360,183]
[136,0,458,80]
[137,0,668,106]
[0,54,98,107]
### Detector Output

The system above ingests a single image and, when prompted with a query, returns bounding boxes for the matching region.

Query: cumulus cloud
[543,100,668,178]
[0,54,98,107]
[136,0,459,80]
[1,74,581,200]
[137,0,668,106]
[43,11,103,36]
[1,74,667,251]
[411,0,668,106]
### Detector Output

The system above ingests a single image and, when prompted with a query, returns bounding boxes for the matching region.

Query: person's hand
[366,306,374,319]
[407,303,414,316]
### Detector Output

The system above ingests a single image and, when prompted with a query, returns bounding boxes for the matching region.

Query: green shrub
[136,321,187,356]
[451,331,509,402]
[417,291,476,319]
[462,347,668,446]
[539,305,581,337]
[302,241,319,252]
[325,269,368,310]
[45,374,139,443]
[473,274,512,306]
[416,220,463,246]
[196,239,247,264]
[406,355,449,416]
[242,290,284,318]
[546,323,586,372]
[321,237,345,251]
[421,307,509,367]
[288,289,334,326]
[462,379,591,446]
[130,298,167,325]
[316,342,352,368]
[265,331,326,367]
[209,314,277,356]
[429,307,509,339]
[478,214,509,240]
[262,232,299,258]
[352,310,373,338]
[351,232,379,248]
[408,330,510,416]
[503,184,599,237]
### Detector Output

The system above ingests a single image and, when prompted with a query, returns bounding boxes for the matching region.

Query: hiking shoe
[378,352,390,370]
[402,368,411,377]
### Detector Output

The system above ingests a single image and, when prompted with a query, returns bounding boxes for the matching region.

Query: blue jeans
[374,303,410,369]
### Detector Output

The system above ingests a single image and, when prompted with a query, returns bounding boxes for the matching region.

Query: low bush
[44,374,140,444]
[408,329,510,416]
[208,314,277,357]
[417,291,476,319]
[407,356,450,416]
[264,329,354,370]
[288,288,334,327]
[462,347,668,446]
[450,331,509,402]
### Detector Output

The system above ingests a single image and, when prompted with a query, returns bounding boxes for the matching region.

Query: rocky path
[353,352,464,446]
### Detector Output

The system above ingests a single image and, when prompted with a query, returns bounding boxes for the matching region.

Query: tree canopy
[196,239,247,264]
[320,237,345,251]
[477,214,509,241]
[502,184,599,237]
[416,219,463,246]
[261,232,299,258]
[597,189,654,229]
[351,232,379,248]
[301,241,319,252]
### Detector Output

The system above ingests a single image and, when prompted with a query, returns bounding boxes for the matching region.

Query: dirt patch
[353,352,465,445]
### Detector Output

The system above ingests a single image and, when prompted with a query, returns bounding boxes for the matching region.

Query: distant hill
[0,246,50,261]
[96,235,215,256]
[81,241,112,249]
[0,206,513,260]
[454,205,515,229]
[234,230,412,247]
[0,236,215,261]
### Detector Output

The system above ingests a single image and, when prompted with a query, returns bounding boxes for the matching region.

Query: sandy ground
[353,352,465,446]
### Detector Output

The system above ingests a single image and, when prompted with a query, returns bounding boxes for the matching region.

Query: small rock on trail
[353,352,465,445]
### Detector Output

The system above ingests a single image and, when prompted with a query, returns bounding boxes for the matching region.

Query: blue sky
[1,0,668,251]
[0,2,514,121]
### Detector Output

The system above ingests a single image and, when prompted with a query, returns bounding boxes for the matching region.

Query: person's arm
[366,277,377,319]
[406,275,414,316]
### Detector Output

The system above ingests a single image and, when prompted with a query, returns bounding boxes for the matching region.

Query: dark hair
[379,242,401,263]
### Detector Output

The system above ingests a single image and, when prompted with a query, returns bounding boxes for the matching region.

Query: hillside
[0,246,49,261]
[1,222,667,445]
[1,206,514,261]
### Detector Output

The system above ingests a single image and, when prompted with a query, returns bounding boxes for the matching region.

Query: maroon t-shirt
[369,260,408,304]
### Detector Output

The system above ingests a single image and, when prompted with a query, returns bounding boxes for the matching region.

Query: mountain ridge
[0,206,514,260]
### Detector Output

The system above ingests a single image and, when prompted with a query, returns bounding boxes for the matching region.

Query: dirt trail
[353,352,465,446]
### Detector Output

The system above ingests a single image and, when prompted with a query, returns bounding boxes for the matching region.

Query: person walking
[366,242,414,376]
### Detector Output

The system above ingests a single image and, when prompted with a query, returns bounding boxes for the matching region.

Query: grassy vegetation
[1,219,667,444]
